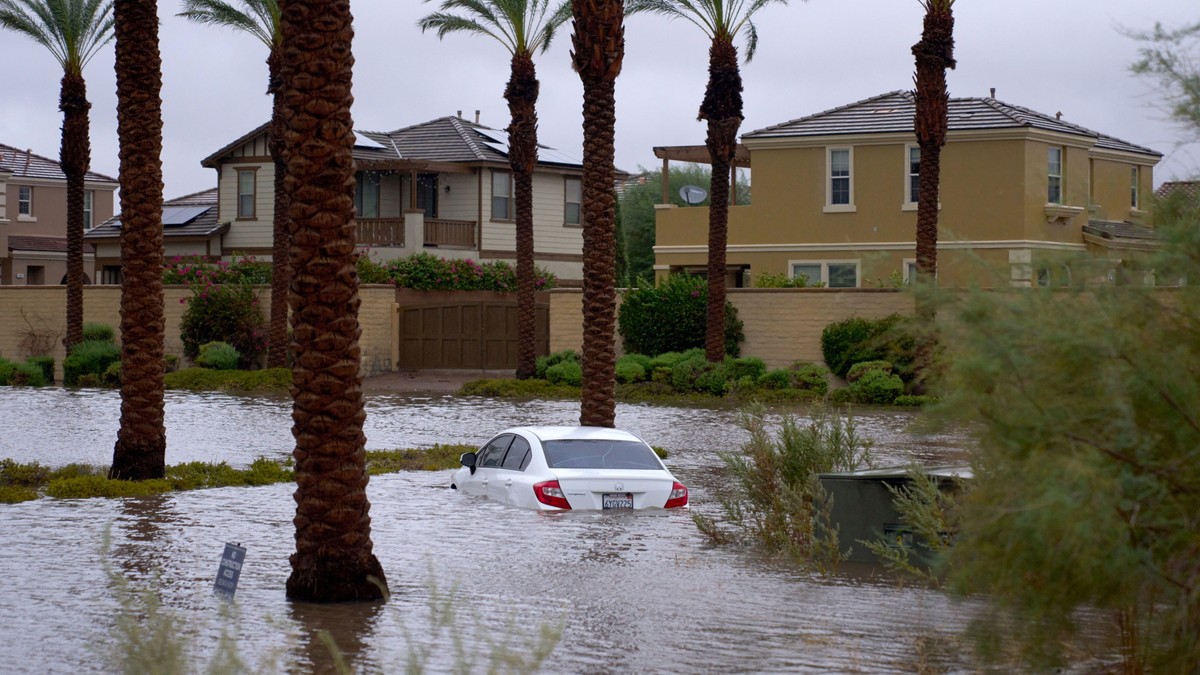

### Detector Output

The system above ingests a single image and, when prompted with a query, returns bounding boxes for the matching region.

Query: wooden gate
[395,289,549,370]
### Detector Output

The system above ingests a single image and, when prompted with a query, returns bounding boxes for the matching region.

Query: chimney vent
[456,110,462,119]
[989,87,995,98]
[475,110,480,124]
[1055,111,1062,120]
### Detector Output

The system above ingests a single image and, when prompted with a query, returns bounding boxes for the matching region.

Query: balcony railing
[424,219,476,249]
[357,218,405,246]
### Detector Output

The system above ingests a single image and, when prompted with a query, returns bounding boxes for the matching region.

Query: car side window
[478,435,513,468]
[500,436,531,471]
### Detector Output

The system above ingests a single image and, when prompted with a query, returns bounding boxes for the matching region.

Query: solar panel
[162,205,209,226]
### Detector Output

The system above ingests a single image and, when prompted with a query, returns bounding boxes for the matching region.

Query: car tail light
[664,481,688,508]
[533,480,572,510]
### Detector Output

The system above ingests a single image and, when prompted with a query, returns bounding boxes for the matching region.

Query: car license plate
[603,492,633,510]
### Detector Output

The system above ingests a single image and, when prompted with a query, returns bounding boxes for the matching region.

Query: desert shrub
[164,367,291,392]
[82,322,115,343]
[648,350,693,370]
[63,339,121,386]
[1,458,51,487]
[847,368,904,404]
[196,341,241,370]
[0,486,37,503]
[536,350,578,379]
[545,360,582,387]
[355,252,557,291]
[618,274,743,357]
[893,394,936,407]
[789,361,830,395]
[0,358,14,386]
[821,314,915,379]
[8,361,47,387]
[668,350,708,392]
[615,357,647,384]
[755,270,823,288]
[757,369,791,390]
[727,356,767,382]
[179,281,266,368]
[693,362,730,396]
[101,362,121,387]
[27,355,54,382]
[846,360,893,383]
[164,354,180,373]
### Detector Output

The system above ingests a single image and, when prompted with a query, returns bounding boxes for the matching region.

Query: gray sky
[2,0,1196,200]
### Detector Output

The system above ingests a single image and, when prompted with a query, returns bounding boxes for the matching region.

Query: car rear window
[541,439,662,470]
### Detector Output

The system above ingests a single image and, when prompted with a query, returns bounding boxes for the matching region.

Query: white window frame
[83,190,94,229]
[1130,166,1139,209]
[1047,147,1063,205]
[903,144,920,211]
[564,176,582,226]
[17,185,34,220]
[824,147,855,213]
[789,259,860,288]
[236,169,256,219]
[491,169,513,221]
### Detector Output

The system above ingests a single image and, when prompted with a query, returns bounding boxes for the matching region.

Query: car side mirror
[460,452,477,475]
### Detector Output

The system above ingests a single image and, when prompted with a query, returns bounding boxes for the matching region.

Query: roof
[818,464,973,481]
[85,188,226,241]
[1155,181,1200,202]
[742,91,1160,157]
[0,142,117,183]
[7,235,68,253]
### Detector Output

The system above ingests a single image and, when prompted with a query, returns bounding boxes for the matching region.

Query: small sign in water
[214,543,246,599]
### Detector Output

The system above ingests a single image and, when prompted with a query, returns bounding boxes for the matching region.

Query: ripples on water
[0,387,1103,673]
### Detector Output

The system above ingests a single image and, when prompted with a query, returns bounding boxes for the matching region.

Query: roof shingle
[0,142,117,183]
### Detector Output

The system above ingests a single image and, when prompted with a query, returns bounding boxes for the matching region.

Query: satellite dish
[679,185,708,205]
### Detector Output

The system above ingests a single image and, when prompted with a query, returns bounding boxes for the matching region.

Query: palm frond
[626,0,788,59]
[418,0,569,57]
[177,0,279,50]
[0,0,114,73]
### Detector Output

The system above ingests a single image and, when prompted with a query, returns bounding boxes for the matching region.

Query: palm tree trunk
[281,0,387,602]
[911,3,955,393]
[506,52,539,380]
[572,0,624,428]
[700,39,743,363]
[110,0,167,480]
[267,50,290,369]
[60,72,91,353]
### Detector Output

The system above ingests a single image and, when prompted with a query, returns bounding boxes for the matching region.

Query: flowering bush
[356,252,557,291]
[179,280,266,369]
[163,255,271,286]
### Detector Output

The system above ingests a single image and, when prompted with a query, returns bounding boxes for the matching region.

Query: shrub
[648,350,692,370]
[196,341,241,370]
[754,270,822,288]
[164,354,180,373]
[179,281,266,368]
[615,358,647,384]
[355,252,557,291]
[164,367,292,392]
[101,362,121,387]
[847,368,904,404]
[82,322,115,343]
[820,314,914,379]
[893,394,936,407]
[46,475,173,498]
[0,358,14,386]
[618,275,743,357]
[788,362,830,395]
[728,357,767,383]
[757,369,791,390]
[27,355,54,383]
[693,362,730,396]
[63,339,121,386]
[846,360,893,383]
[9,361,47,387]
[163,255,271,285]
[0,486,37,503]
[668,350,708,392]
[536,350,578,379]
[544,360,582,387]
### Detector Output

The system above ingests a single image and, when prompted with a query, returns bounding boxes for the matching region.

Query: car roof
[506,426,645,443]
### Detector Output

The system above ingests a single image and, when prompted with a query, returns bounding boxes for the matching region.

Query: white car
[450,426,688,511]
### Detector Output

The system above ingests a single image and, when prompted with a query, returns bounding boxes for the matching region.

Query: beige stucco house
[163,114,592,285]
[0,143,116,285]
[654,91,1164,288]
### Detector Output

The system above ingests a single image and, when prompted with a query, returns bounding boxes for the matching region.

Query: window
[26,265,44,286]
[478,435,514,468]
[1047,147,1063,204]
[101,266,122,285]
[415,173,438,218]
[790,261,859,288]
[355,171,380,218]
[83,190,94,229]
[904,259,919,284]
[236,169,256,218]
[1130,166,1139,209]
[827,148,852,208]
[501,436,532,471]
[564,176,582,226]
[492,170,512,220]
[18,186,32,216]
[907,146,920,205]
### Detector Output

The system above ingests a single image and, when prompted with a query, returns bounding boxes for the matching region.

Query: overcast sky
[1,0,1196,200]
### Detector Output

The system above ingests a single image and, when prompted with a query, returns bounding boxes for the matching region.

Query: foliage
[0,357,47,386]
[27,355,54,382]
[618,274,743,357]
[545,359,582,387]
[101,361,120,387]
[179,280,266,368]
[356,252,557,291]
[928,204,1200,671]
[164,367,291,392]
[162,255,272,285]
[81,322,115,343]
[364,444,475,473]
[820,314,915,379]
[62,339,120,386]
[166,457,292,489]
[0,485,38,503]
[754,270,822,288]
[535,349,578,379]
[860,464,965,582]
[846,359,892,383]
[618,166,752,283]
[47,474,174,498]
[694,405,874,569]
[195,341,241,370]
[846,368,904,405]
[615,356,647,384]
[893,394,936,407]
[1129,19,1200,145]
[458,377,578,399]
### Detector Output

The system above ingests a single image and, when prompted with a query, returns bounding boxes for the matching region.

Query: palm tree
[418,0,571,381]
[912,0,955,283]
[108,0,166,480]
[626,0,786,363]
[910,0,955,391]
[280,0,388,602]
[178,0,290,369]
[0,0,114,352]
[571,0,624,427]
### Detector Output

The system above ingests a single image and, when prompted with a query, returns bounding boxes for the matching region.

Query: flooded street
[0,388,1100,672]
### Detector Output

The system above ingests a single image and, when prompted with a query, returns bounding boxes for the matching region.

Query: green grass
[164,367,292,393]
[365,444,474,473]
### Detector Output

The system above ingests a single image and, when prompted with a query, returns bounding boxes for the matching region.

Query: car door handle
[505,479,513,488]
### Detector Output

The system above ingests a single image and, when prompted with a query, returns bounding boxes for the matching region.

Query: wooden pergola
[652,144,751,205]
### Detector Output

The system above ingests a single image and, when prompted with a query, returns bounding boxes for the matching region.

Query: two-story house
[175,113,592,285]
[653,91,1163,288]
[0,143,117,285]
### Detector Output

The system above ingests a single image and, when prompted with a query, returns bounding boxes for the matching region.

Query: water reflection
[288,600,386,674]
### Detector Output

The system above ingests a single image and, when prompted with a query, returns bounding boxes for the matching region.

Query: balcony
[356,216,477,251]
[357,218,405,246]
[424,218,476,249]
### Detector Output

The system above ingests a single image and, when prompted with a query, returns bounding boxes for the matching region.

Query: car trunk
[552,469,674,510]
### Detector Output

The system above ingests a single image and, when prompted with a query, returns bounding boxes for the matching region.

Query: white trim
[1047,146,1063,205]
[788,258,860,288]
[902,258,920,284]
[655,239,1088,254]
[826,146,853,209]
[904,144,919,209]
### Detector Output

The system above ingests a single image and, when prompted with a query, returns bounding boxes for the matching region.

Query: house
[652,91,1163,288]
[0,143,117,285]
[187,113,592,285]
[85,188,225,284]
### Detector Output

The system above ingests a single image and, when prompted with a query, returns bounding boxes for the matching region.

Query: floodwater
[0,388,1108,673]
